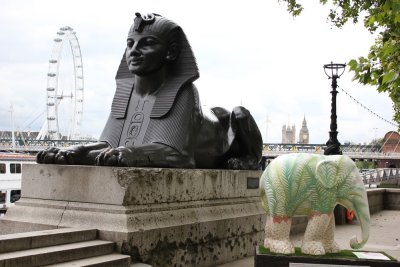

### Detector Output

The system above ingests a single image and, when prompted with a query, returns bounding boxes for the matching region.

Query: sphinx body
[37,13,262,170]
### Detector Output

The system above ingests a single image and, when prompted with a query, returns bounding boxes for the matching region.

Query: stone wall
[367,188,386,214]
[384,189,400,210]
[367,188,400,212]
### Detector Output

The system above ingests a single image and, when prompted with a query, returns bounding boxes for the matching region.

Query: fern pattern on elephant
[260,153,370,255]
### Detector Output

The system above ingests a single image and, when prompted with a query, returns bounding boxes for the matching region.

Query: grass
[258,245,397,261]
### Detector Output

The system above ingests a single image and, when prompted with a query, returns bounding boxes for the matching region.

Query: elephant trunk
[348,186,370,249]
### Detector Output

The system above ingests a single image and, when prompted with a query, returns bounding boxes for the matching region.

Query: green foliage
[278,0,400,127]
[355,160,376,169]
[369,137,384,147]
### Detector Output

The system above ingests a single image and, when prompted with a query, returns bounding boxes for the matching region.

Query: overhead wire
[338,85,398,128]
[337,85,399,154]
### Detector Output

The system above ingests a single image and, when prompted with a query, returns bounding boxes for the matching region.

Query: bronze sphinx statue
[37,13,263,170]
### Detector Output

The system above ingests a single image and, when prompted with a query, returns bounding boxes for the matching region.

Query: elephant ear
[316,158,338,189]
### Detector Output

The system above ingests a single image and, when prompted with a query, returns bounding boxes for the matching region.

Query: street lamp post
[323,62,346,155]
[323,62,347,225]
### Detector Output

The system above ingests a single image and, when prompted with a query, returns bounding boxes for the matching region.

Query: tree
[279,0,400,126]
[369,137,384,152]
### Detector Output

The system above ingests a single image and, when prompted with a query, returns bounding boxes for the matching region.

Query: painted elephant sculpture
[260,153,370,255]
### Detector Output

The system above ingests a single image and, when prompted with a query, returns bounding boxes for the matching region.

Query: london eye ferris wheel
[37,26,84,140]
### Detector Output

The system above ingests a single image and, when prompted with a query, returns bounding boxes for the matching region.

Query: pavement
[217,210,400,267]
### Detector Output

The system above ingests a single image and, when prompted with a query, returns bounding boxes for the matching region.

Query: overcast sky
[0,0,396,144]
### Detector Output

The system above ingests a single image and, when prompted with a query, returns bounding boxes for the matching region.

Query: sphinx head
[126,13,179,75]
[124,13,199,79]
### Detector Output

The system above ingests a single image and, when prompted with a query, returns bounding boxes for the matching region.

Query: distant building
[298,116,309,144]
[378,131,400,168]
[281,116,309,144]
[382,131,400,153]
[282,124,296,144]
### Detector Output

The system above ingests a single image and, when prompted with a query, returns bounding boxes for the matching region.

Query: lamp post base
[324,131,342,156]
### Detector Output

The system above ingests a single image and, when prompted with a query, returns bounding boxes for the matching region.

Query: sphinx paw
[227,157,259,170]
[225,158,244,169]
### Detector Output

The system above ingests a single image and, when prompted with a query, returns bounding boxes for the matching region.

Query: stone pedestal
[1,165,265,267]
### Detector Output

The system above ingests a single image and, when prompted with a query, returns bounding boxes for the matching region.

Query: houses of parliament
[281,116,309,144]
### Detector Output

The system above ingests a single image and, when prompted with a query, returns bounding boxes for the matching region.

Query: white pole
[9,104,15,152]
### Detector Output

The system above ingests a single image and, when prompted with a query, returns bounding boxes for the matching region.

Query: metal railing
[2,139,400,161]
[0,139,96,152]
[262,143,400,160]
[360,168,400,186]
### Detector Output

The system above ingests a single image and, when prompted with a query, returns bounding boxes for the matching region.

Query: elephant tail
[349,207,370,249]
[350,236,366,249]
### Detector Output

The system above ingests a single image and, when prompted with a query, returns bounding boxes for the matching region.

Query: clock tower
[299,116,309,144]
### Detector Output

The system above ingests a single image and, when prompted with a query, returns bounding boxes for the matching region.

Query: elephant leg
[322,213,340,253]
[266,215,294,254]
[264,215,273,249]
[301,212,330,255]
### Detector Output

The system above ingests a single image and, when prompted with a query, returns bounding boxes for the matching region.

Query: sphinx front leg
[301,212,330,255]
[265,215,294,254]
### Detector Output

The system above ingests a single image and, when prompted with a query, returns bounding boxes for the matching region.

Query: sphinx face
[125,33,168,75]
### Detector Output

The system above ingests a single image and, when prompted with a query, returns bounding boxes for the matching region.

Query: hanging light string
[337,85,400,154]
[337,85,399,128]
